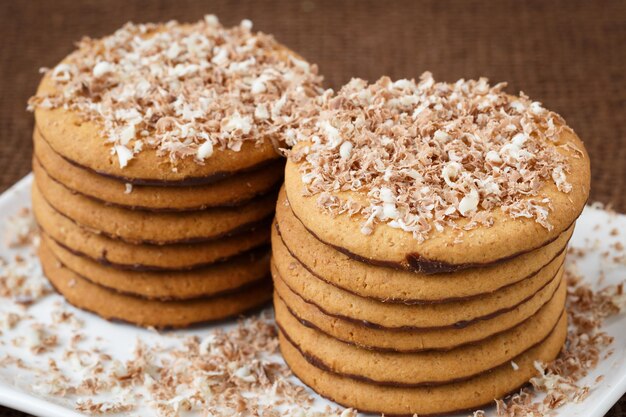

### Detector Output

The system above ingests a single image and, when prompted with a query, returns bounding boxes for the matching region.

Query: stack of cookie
[272,75,590,415]
[28,16,322,328]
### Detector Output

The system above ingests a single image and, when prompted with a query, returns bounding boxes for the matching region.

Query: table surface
[0,1,624,416]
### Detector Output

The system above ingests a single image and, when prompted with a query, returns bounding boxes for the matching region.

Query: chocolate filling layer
[278,309,564,387]
[286,194,580,274]
[273,283,563,353]
[39,226,270,272]
[34,155,284,212]
[279,334,537,417]
[46,242,272,302]
[275,220,569,305]
[67,263,272,302]
[36,185,274,245]
[272,263,563,331]
[44,273,273,331]
[37,126,283,187]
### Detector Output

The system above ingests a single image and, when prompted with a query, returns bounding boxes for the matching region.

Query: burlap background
[0,1,624,416]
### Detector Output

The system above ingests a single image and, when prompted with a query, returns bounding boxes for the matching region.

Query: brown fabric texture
[0,1,624,416]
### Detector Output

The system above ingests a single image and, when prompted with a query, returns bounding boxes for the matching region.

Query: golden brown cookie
[35,107,280,185]
[33,189,269,270]
[30,18,321,185]
[39,241,272,328]
[273,276,566,352]
[43,234,270,300]
[33,130,284,211]
[278,313,567,415]
[273,188,573,302]
[276,290,564,386]
[33,173,276,244]
[271,249,565,329]
[283,75,590,273]
[285,150,587,273]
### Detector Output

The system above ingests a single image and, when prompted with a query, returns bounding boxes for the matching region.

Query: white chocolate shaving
[289,73,577,241]
[28,16,323,169]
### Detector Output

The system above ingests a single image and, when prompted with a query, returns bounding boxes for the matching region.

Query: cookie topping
[28,16,323,168]
[289,73,578,241]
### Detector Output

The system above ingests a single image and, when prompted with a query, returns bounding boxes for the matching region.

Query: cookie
[39,241,272,328]
[34,190,269,270]
[34,109,280,186]
[34,113,279,185]
[283,75,589,272]
[274,189,573,302]
[28,16,321,331]
[278,313,567,415]
[34,130,284,211]
[285,159,586,274]
[43,234,270,300]
[271,249,565,329]
[276,289,564,386]
[29,17,322,185]
[33,172,276,244]
[273,276,566,352]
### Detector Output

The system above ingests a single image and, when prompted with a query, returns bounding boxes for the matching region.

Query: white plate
[0,174,624,417]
